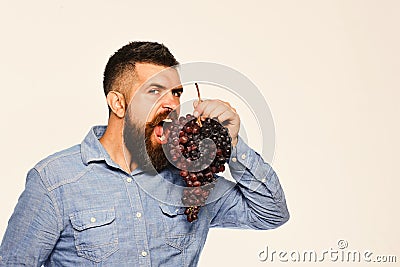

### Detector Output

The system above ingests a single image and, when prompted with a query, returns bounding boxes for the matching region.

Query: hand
[193,99,240,147]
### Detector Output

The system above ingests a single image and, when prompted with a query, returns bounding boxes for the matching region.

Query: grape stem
[195,82,202,127]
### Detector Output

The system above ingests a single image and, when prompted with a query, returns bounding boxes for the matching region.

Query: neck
[99,116,138,173]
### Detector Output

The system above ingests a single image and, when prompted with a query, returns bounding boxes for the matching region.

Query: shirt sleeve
[0,168,61,266]
[209,136,290,229]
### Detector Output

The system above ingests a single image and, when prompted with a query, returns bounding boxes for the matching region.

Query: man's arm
[209,136,289,229]
[0,168,60,266]
[193,99,289,229]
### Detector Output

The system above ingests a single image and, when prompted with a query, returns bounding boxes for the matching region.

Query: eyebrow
[147,83,183,92]
[147,83,168,91]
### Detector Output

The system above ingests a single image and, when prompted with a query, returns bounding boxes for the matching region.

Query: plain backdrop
[0,1,399,266]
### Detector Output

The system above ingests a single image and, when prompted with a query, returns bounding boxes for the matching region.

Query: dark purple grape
[164,115,232,223]
[180,136,188,144]
[193,181,201,187]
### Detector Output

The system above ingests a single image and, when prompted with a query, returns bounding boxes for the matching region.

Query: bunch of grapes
[164,114,232,222]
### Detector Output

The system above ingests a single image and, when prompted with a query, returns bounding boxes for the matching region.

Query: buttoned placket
[122,172,151,266]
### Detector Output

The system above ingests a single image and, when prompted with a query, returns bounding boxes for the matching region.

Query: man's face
[123,63,183,172]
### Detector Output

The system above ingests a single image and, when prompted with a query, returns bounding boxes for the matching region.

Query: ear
[106,91,126,118]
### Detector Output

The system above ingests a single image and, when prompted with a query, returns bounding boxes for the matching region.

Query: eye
[172,88,183,97]
[149,89,160,95]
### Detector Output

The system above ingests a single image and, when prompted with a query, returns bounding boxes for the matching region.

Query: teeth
[162,118,173,123]
[159,135,166,141]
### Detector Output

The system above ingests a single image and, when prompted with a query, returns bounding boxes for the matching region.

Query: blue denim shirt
[0,126,289,266]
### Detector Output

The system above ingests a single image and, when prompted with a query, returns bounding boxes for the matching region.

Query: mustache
[147,109,178,128]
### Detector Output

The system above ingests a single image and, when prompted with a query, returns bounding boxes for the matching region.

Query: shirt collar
[80,125,145,175]
[80,125,107,164]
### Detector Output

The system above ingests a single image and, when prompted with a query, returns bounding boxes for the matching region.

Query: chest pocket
[69,208,118,263]
[159,204,197,251]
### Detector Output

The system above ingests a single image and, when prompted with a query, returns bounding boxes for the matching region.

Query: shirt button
[126,177,133,183]
[141,251,148,257]
[136,212,142,218]
[261,178,267,183]
[241,153,246,160]
[90,217,96,223]
[231,157,237,162]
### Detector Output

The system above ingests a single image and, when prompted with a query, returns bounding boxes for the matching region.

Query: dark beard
[123,112,169,173]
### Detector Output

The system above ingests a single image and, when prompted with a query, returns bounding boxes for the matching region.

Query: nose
[161,90,180,111]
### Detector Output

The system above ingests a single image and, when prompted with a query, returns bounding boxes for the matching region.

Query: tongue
[154,125,164,138]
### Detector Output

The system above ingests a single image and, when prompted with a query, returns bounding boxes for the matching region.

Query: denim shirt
[0,126,289,266]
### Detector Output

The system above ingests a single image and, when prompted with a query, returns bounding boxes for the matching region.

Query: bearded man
[0,41,289,266]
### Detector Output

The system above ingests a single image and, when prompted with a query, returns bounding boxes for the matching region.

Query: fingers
[193,99,230,113]
[217,110,235,125]
[192,99,240,147]
[193,99,221,119]
[203,102,227,120]
[193,99,238,124]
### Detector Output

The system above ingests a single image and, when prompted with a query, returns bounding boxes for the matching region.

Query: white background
[0,1,399,266]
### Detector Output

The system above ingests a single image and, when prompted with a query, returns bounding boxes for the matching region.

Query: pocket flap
[159,203,185,217]
[70,208,116,231]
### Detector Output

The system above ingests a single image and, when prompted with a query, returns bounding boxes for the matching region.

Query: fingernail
[193,111,199,117]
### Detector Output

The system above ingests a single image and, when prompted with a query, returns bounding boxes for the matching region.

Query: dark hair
[103,41,179,97]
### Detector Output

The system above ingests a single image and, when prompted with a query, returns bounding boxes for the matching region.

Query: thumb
[193,100,199,108]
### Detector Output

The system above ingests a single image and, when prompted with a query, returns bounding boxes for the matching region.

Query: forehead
[135,63,181,89]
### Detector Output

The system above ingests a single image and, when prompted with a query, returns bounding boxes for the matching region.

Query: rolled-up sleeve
[0,168,60,266]
[210,136,289,229]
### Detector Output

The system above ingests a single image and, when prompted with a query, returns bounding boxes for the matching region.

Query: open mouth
[150,110,177,144]
[153,118,173,144]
